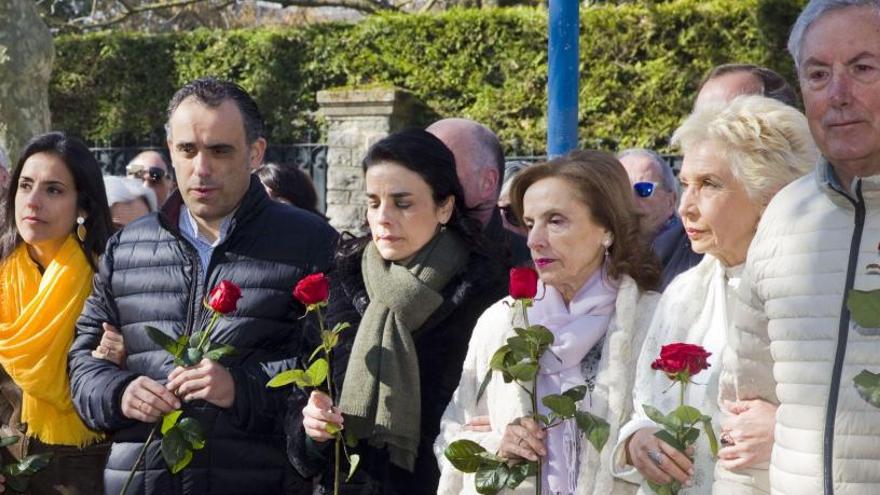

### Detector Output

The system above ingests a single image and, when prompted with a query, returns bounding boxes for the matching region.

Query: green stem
[316,306,342,495]
[520,299,541,495]
[119,422,159,495]
[196,312,220,352]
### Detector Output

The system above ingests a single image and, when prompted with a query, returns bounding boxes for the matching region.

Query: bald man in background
[427,118,530,267]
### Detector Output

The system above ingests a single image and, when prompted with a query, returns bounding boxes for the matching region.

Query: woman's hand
[91,322,126,367]
[497,417,546,462]
[717,399,777,471]
[302,390,343,443]
[626,427,694,487]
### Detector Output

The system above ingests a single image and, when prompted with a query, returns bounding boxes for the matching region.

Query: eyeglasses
[498,204,521,228]
[127,164,168,183]
[633,182,658,198]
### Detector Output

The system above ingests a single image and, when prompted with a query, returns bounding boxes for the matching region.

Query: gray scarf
[338,228,469,471]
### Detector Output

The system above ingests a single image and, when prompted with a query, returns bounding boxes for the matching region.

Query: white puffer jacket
[719,162,880,495]
[434,275,658,495]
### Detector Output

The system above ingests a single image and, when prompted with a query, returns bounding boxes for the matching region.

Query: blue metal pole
[547,0,579,158]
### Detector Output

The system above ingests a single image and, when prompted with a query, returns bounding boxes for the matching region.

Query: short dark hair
[256,162,326,220]
[166,77,265,144]
[362,129,486,254]
[1,132,113,269]
[700,64,799,108]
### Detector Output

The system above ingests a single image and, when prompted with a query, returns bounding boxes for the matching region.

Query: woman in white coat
[436,150,661,495]
[611,95,818,494]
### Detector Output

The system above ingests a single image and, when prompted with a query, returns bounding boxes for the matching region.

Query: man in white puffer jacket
[719,1,880,494]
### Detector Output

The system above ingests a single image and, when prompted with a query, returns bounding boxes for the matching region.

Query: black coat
[285,240,507,495]
[68,176,338,495]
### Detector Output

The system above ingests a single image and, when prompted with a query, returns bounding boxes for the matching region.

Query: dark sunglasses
[633,181,658,198]
[498,205,521,228]
[128,165,168,182]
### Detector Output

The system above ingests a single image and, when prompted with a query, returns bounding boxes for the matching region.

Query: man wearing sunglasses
[126,150,176,206]
[618,148,702,289]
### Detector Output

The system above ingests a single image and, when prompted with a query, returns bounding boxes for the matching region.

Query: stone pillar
[318,86,435,235]
[0,0,54,161]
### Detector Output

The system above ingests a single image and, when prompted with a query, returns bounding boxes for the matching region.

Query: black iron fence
[90,144,328,212]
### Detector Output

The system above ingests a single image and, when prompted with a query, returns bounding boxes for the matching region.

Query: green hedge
[50,0,805,153]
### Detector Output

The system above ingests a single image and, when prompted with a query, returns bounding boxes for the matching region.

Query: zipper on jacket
[824,180,866,495]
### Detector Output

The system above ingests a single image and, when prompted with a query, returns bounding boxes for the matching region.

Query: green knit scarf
[338,228,469,471]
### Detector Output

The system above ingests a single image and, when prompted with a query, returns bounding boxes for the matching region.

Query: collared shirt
[178,205,233,271]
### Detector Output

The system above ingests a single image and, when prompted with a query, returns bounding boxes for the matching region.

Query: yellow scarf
[0,235,103,447]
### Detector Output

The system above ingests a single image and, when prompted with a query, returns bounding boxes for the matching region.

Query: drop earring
[602,235,613,258]
[76,216,87,243]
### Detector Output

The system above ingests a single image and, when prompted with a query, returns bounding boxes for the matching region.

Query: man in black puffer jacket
[68,77,337,494]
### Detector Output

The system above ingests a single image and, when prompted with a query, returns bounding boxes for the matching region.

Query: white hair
[672,95,819,206]
[788,0,880,70]
[103,176,158,212]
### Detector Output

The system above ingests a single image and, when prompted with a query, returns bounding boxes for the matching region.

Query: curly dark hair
[508,149,660,292]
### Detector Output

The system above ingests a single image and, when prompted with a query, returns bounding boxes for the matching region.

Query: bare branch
[69,0,213,29]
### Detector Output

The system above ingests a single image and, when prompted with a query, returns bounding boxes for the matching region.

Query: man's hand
[166,359,236,408]
[302,390,343,443]
[91,322,126,367]
[121,376,181,423]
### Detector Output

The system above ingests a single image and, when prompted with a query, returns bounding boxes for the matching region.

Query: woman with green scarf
[286,129,508,494]
[0,132,114,494]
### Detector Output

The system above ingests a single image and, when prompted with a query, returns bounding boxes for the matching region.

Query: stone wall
[0,0,54,161]
[318,87,435,235]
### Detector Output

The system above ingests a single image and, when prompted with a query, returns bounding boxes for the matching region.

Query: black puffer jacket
[285,239,507,495]
[68,176,338,495]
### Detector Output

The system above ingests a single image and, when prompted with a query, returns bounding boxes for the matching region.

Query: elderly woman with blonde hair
[611,95,818,494]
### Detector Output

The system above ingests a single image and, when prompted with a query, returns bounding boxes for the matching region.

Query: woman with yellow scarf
[0,132,114,494]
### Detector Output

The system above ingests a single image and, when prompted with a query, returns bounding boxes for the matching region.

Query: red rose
[293,273,330,306]
[509,267,539,300]
[651,343,711,379]
[208,280,242,314]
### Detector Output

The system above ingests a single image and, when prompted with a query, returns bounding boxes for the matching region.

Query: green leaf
[346,453,360,481]
[146,326,185,358]
[474,461,510,495]
[653,429,687,455]
[847,289,880,328]
[443,439,486,473]
[574,411,610,451]
[682,426,700,445]
[309,344,323,363]
[562,385,587,402]
[673,405,703,426]
[506,461,537,488]
[204,343,236,361]
[0,436,19,448]
[266,369,300,388]
[322,330,339,352]
[643,404,682,430]
[488,345,510,371]
[475,368,493,405]
[177,417,206,450]
[189,331,203,348]
[326,423,342,436]
[647,480,678,495]
[702,416,719,457]
[854,369,880,408]
[507,361,538,382]
[331,321,351,335]
[344,429,358,448]
[10,452,52,475]
[542,394,577,418]
[4,475,28,492]
[524,325,554,347]
[161,410,183,434]
[161,428,193,474]
[186,348,203,366]
[305,358,329,386]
